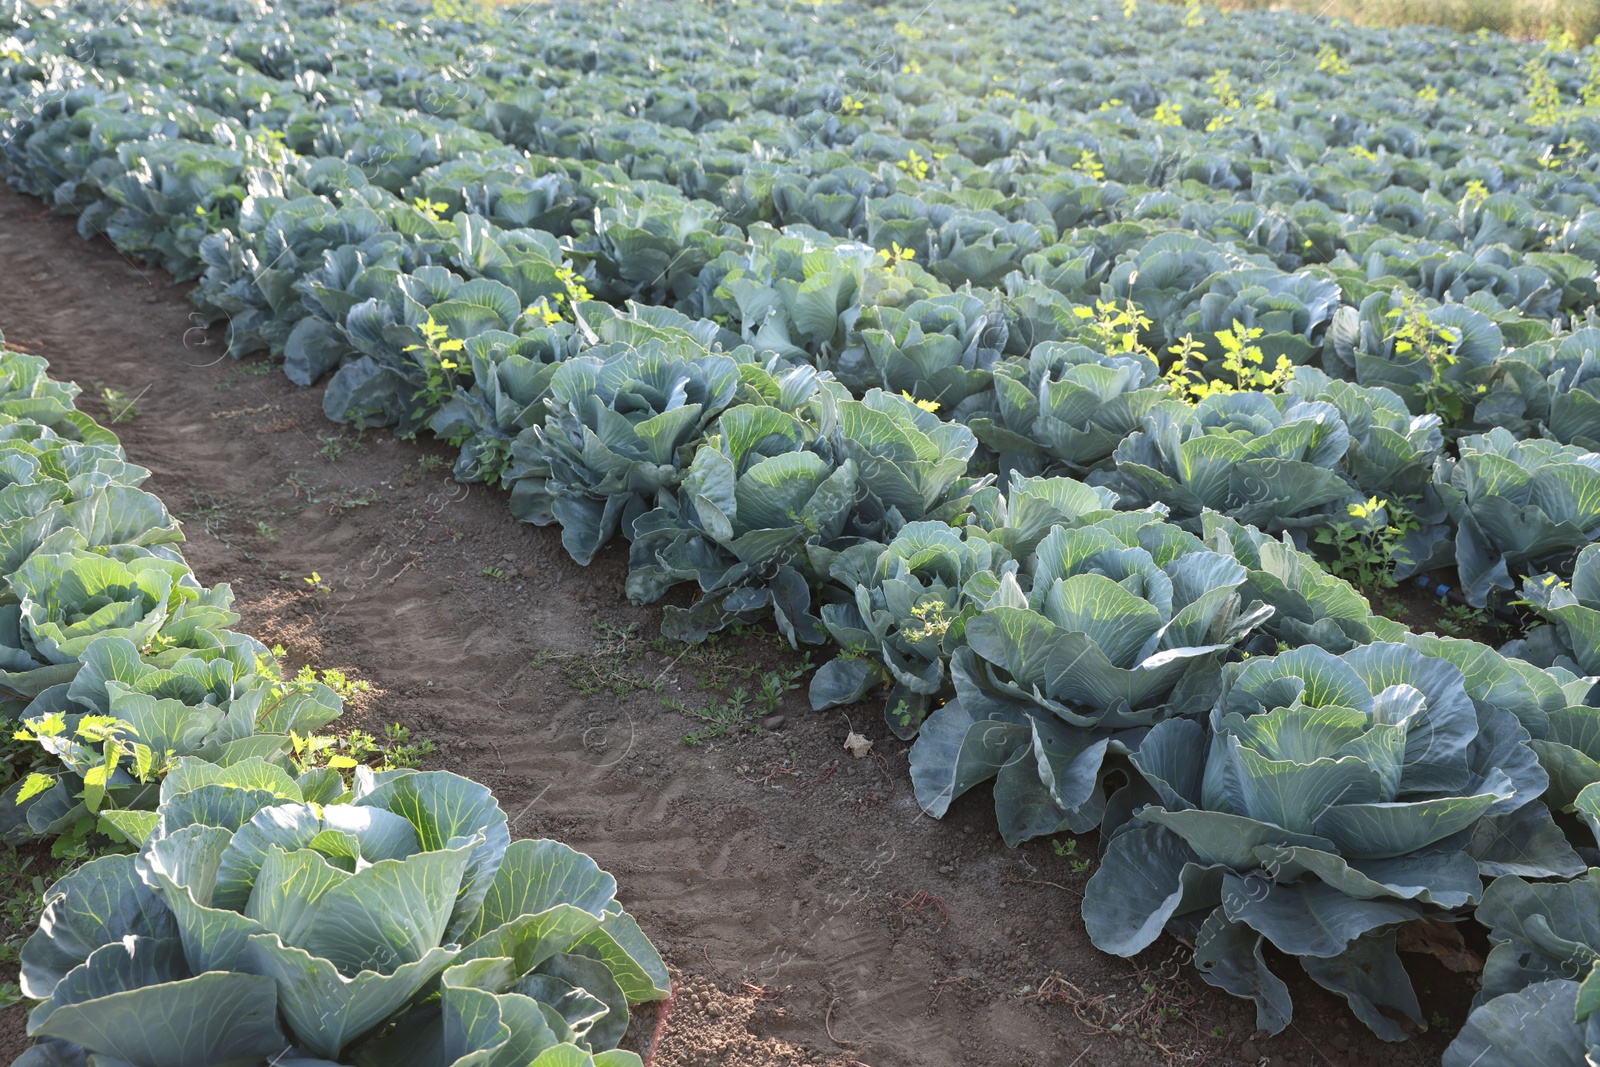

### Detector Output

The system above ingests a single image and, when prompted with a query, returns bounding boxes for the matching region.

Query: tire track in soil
[0,184,1451,1067]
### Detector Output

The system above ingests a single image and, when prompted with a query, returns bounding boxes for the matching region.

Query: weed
[1076,298,1154,359]
[1525,53,1566,125]
[1315,43,1351,75]
[1540,137,1591,171]
[896,149,930,181]
[1315,497,1419,594]
[254,520,279,541]
[429,0,499,25]
[668,660,810,744]
[303,571,331,593]
[327,487,380,511]
[736,757,800,786]
[310,666,371,702]
[0,846,70,976]
[411,196,449,222]
[531,621,658,701]
[297,722,436,773]
[1386,294,1466,421]
[98,385,141,423]
[1165,320,1293,402]
[10,713,168,858]
[1459,177,1490,211]
[1025,962,1221,1062]
[312,435,366,463]
[666,688,754,745]
[650,631,747,690]
[1437,598,1498,637]
[889,888,950,926]
[524,266,594,327]
[876,241,916,269]
[1050,837,1092,874]
[405,314,468,411]
[402,453,452,485]
[217,358,276,387]
[285,469,318,499]
[176,488,235,542]
[1585,46,1600,109]
[1205,68,1240,129]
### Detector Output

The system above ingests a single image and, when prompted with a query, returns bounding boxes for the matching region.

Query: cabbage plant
[102,139,247,280]
[1083,642,1575,1039]
[195,182,433,361]
[823,388,986,542]
[427,330,573,485]
[908,519,1268,844]
[1546,330,1600,450]
[324,267,525,434]
[0,549,236,695]
[2,633,343,843]
[924,207,1047,291]
[1444,871,1600,1067]
[505,342,746,565]
[810,521,997,738]
[590,188,737,304]
[1099,391,1355,533]
[968,342,1170,479]
[1437,428,1600,606]
[1323,291,1505,419]
[1507,545,1600,677]
[962,474,1138,573]
[811,475,1153,736]
[17,761,668,1067]
[692,224,874,362]
[1104,233,1242,349]
[628,388,984,645]
[1172,268,1341,369]
[1281,368,1444,508]
[1475,329,1600,451]
[1201,513,1387,654]
[626,403,849,645]
[407,153,586,235]
[832,293,1004,419]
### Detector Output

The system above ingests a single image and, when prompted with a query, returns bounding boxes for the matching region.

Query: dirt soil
[0,184,1466,1067]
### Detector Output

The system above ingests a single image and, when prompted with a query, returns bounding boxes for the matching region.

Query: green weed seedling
[531,620,658,700]
[1051,837,1092,875]
[99,385,141,423]
[1436,599,1497,638]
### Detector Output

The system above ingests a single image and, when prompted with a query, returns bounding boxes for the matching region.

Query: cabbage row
[0,345,276,841]
[5,0,1600,1058]
[0,342,670,1067]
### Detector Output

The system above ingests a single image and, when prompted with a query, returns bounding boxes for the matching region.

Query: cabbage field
[5,0,1600,1062]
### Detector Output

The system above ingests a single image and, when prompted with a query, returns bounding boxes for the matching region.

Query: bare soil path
[0,185,1452,1067]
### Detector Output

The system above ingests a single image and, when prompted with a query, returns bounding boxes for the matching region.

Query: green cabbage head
[18,761,667,1067]
[1083,642,1576,1040]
